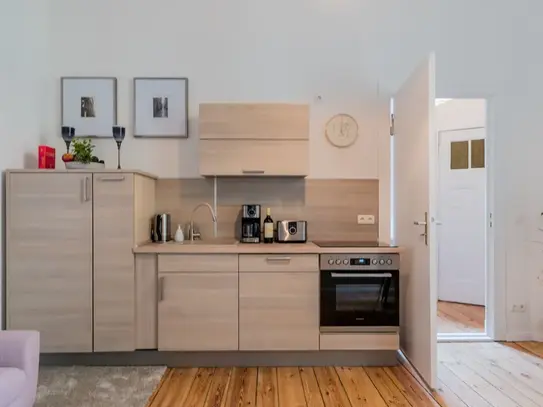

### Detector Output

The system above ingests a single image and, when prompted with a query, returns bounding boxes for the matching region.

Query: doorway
[435,98,489,341]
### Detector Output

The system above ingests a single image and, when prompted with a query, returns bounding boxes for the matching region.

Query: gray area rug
[35,366,166,407]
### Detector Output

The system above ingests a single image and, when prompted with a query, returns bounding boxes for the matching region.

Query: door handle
[331,273,393,278]
[414,212,428,245]
[85,176,91,201]
[82,176,91,202]
[266,256,291,262]
[242,170,265,174]
[158,277,164,302]
[98,176,125,182]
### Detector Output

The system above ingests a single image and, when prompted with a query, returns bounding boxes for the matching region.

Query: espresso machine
[240,204,261,243]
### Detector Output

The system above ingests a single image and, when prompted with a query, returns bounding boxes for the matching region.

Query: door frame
[434,95,506,342]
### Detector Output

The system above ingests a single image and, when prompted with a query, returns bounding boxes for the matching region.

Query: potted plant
[62,138,105,169]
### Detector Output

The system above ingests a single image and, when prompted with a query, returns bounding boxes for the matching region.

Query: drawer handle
[98,176,125,181]
[266,256,291,262]
[242,170,265,174]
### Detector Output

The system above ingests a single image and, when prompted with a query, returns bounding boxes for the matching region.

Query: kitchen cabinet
[93,173,135,352]
[239,254,319,351]
[157,255,239,351]
[198,103,309,177]
[319,333,399,350]
[6,173,93,353]
[199,103,309,140]
[6,170,156,353]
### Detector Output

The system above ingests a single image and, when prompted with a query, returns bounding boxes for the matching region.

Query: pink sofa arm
[0,331,40,406]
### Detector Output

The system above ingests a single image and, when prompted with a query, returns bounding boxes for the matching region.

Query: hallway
[437,301,485,334]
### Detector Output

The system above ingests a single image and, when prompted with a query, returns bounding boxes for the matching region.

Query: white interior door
[393,53,437,388]
[438,128,486,306]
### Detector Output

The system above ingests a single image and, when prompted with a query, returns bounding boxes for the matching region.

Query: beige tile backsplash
[156,178,379,241]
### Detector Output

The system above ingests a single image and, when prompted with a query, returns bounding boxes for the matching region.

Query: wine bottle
[263,208,274,243]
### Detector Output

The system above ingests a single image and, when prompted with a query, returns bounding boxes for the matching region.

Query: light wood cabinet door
[93,173,135,352]
[158,273,238,351]
[199,103,309,140]
[199,139,309,177]
[6,173,93,353]
[239,272,319,351]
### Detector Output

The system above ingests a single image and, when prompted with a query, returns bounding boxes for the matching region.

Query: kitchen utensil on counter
[174,224,184,242]
[153,213,172,243]
[276,220,307,243]
[240,205,261,243]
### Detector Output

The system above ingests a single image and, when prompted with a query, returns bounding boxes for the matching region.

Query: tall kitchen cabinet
[199,103,310,176]
[5,170,156,353]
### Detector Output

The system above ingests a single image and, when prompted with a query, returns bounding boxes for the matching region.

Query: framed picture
[133,77,188,138]
[61,77,117,138]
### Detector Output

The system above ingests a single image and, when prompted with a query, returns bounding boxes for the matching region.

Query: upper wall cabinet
[199,103,310,177]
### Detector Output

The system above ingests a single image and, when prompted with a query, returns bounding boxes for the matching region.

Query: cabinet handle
[82,177,91,202]
[242,170,265,174]
[85,176,91,201]
[266,256,291,262]
[98,176,125,182]
[158,277,164,302]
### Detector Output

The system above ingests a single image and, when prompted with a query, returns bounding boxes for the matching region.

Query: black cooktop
[313,240,397,248]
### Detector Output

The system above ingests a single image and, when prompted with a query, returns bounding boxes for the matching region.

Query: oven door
[320,270,400,328]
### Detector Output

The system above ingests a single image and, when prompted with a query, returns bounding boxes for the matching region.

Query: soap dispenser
[174,224,184,243]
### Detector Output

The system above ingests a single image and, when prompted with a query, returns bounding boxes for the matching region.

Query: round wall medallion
[325,114,359,148]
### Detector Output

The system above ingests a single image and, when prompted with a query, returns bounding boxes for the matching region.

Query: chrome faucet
[189,202,217,241]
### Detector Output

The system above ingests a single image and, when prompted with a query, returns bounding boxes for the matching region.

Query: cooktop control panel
[320,253,400,271]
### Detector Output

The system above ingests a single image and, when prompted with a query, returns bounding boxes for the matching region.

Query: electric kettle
[153,213,172,243]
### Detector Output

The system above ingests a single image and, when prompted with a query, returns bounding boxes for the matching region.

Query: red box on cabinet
[38,145,56,169]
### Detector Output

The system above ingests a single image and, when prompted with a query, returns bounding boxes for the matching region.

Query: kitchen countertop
[6,168,158,180]
[133,240,402,254]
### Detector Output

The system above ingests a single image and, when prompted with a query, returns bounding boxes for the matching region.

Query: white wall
[6,0,543,340]
[42,0,383,179]
[0,1,49,327]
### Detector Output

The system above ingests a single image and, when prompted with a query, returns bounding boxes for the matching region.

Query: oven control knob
[328,258,334,265]
[335,259,342,265]
[372,259,378,265]
[386,259,393,265]
[343,259,349,265]
[379,259,385,265]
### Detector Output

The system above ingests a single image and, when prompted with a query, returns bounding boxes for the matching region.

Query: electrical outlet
[511,304,527,313]
[357,215,375,225]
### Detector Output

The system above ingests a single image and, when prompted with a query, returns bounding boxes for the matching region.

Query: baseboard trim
[40,350,399,367]
[506,332,534,342]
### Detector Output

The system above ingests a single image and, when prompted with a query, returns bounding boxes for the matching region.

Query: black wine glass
[61,126,75,153]
[112,125,126,169]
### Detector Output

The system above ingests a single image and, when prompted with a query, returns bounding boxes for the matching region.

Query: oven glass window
[335,283,396,312]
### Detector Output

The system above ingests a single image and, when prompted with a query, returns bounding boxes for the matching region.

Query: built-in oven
[320,253,400,331]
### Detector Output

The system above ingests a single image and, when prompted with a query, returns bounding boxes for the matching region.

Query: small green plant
[71,138,94,163]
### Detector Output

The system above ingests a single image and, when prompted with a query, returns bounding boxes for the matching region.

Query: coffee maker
[240,205,261,243]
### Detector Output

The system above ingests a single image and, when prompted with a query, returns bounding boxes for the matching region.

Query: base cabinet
[158,272,239,351]
[6,173,93,353]
[239,272,319,351]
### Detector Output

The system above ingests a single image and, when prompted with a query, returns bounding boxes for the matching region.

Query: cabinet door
[199,103,309,140]
[158,273,238,351]
[239,272,319,350]
[6,173,93,353]
[93,173,135,352]
[199,139,309,176]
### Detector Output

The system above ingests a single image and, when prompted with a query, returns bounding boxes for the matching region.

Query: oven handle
[330,273,393,278]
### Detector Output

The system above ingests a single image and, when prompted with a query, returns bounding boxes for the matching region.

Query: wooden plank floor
[146,342,543,407]
[437,301,485,334]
